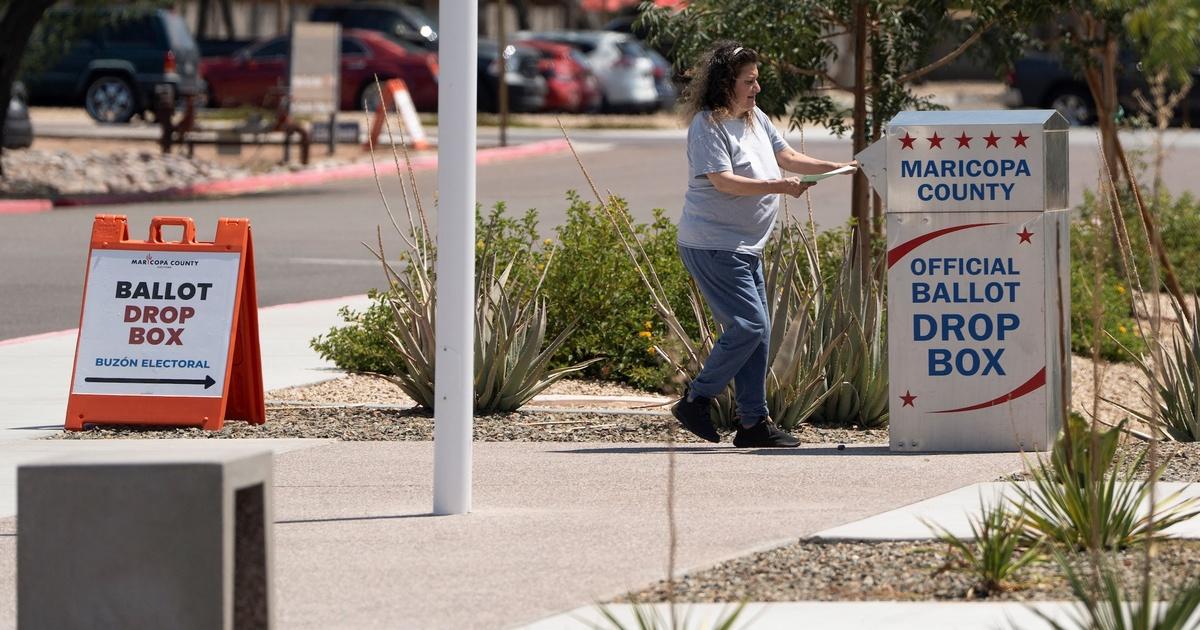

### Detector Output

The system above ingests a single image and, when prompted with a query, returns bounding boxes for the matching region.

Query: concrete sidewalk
[1,440,1026,629]
[0,293,1138,629]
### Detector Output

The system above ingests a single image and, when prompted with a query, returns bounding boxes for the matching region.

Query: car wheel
[85,75,137,123]
[1047,87,1095,126]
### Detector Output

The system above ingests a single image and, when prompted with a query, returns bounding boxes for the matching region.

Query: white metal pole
[433,0,477,515]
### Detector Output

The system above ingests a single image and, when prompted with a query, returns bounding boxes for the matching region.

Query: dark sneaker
[670,389,720,443]
[733,417,800,448]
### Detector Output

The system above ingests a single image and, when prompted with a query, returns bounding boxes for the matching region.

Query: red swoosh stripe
[886,223,1003,269]
[931,367,1046,414]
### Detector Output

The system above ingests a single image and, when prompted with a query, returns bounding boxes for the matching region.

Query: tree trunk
[512,0,531,31]
[0,1,58,175]
[851,0,870,279]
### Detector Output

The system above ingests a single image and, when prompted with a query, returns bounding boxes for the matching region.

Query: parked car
[518,39,601,113]
[477,41,548,113]
[517,31,658,113]
[311,2,438,51]
[645,48,677,112]
[26,8,204,123]
[200,29,439,112]
[5,82,33,150]
[1004,49,1200,126]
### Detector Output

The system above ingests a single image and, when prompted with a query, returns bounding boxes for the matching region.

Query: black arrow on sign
[85,375,216,389]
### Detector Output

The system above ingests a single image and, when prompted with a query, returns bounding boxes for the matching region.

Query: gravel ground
[49,404,888,445]
[267,374,655,406]
[622,539,1200,603]
[1002,441,1200,483]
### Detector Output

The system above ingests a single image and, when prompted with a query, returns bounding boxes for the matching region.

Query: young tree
[1055,0,1193,317]
[638,0,1053,273]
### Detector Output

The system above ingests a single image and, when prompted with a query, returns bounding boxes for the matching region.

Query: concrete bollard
[17,449,273,629]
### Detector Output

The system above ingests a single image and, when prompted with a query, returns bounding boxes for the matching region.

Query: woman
[671,41,855,448]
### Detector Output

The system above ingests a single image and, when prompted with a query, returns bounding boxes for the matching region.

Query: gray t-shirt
[678,108,789,255]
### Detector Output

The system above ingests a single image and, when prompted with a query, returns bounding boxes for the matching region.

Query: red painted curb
[50,139,570,208]
[0,199,53,214]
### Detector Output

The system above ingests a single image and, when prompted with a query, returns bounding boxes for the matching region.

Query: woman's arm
[705,171,810,197]
[776,147,856,175]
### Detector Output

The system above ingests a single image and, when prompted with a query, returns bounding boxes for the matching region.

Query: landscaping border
[2,139,570,211]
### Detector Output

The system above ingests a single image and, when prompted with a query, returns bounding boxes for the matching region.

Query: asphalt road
[3,126,1199,340]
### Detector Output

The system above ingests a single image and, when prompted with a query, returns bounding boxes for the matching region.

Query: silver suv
[517,31,658,113]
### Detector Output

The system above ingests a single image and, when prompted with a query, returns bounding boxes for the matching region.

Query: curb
[0,199,53,215]
[6,139,570,211]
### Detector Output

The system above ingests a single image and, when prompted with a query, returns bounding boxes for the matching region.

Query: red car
[519,39,601,113]
[201,29,438,112]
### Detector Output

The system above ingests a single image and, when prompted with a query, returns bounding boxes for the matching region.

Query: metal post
[433,0,477,516]
[497,0,509,147]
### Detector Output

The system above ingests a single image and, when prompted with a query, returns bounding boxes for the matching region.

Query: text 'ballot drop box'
[858,110,1070,452]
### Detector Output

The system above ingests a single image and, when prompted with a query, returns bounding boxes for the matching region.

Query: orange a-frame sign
[65,215,265,431]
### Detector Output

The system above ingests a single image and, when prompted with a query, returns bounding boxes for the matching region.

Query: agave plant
[474,256,602,412]
[361,99,596,413]
[925,498,1043,597]
[1110,292,1200,442]
[811,240,889,428]
[1037,550,1200,630]
[589,601,750,630]
[763,220,843,431]
[1010,418,1200,551]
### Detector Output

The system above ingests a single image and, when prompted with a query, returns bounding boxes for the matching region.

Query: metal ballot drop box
[856,110,1070,452]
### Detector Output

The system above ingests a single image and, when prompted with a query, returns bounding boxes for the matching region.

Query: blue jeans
[678,246,770,423]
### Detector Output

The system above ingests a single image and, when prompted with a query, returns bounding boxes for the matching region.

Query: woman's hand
[775,176,812,197]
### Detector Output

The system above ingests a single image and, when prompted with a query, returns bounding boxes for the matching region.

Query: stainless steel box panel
[884,109,1069,214]
[1044,130,1069,211]
[887,212,1055,452]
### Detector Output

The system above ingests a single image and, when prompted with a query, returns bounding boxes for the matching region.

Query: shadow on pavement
[276,512,436,525]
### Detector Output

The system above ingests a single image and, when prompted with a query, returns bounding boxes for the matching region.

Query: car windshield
[396,5,437,33]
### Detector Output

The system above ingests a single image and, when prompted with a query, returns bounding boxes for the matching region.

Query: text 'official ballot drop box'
[856,110,1070,452]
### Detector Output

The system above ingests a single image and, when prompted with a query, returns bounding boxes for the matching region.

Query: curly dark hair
[680,40,759,125]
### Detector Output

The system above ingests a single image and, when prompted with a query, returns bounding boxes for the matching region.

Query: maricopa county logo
[129,254,201,269]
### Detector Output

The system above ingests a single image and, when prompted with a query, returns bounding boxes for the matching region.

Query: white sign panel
[886,124,1045,213]
[289,22,340,115]
[72,250,241,397]
[887,214,1048,450]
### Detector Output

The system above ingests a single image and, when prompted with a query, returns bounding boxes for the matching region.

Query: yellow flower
[1118,325,1128,334]
[536,263,544,271]
[646,346,657,356]
[475,240,485,250]
[1116,284,1126,294]
[543,238,554,247]
[638,330,652,339]
[643,320,653,330]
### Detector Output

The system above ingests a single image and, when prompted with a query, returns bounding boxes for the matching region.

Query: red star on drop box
[984,130,1001,148]
[1012,131,1029,148]
[1017,228,1035,243]
[900,390,917,407]
[900,132,916,149]
[927,133,944,149]
[955,132,972,148]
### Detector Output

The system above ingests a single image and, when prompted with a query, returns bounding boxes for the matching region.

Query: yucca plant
[1010,419,1200,551]
[362,98,596,413]
[925,498,1043,597]
[811,242,889,428]
[1037,550,1200,630]
[1110,292,1200,441]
